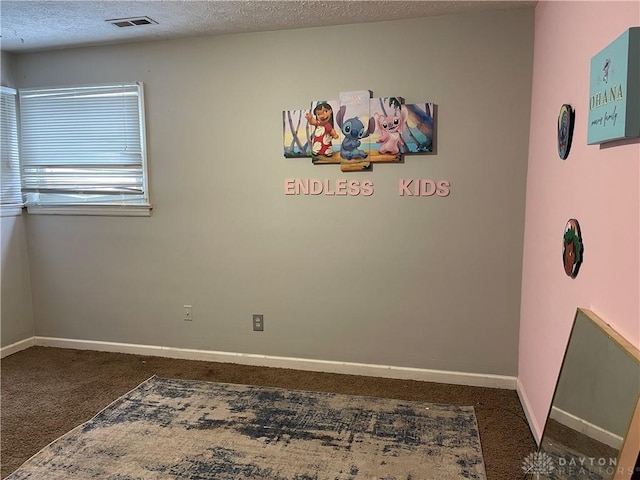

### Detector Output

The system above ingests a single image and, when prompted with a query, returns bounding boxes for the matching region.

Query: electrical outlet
[252,314,264,331]
[184,305,193,321]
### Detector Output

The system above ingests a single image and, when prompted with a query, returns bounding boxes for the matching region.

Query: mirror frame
[539,308,640,480]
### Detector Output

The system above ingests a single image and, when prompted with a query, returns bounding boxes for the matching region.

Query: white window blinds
[19,83,149,210]
[1,86,23,213]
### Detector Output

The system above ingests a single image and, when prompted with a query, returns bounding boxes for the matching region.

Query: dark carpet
[0,346,536,479]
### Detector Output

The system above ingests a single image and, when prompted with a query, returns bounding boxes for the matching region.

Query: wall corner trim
[32,336,518,390]
[516,377,543,445]
[0,336,36,358]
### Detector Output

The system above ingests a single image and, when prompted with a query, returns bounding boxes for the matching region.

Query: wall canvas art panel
[283,109,312,158]
[282,90,436,172]
[370,97,406,164]
[337,90,374,172]
[308,100,341,165]
[402,103,435,153]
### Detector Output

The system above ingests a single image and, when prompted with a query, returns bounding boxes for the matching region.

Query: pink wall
[518,1,640,441]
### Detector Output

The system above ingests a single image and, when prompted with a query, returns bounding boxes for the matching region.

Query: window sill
[26,204,152,217]
[1,206,25,217]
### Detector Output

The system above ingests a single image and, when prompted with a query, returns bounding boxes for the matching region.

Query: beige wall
[1,213,35,346]
[1,51,35,347]
[1,52,16,87]
[11,8,534,375]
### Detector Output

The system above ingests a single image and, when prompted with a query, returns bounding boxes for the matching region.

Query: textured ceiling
[0,1,536,53]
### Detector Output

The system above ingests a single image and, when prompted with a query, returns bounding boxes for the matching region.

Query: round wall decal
[562,218,583,278]
[558,104,574,160]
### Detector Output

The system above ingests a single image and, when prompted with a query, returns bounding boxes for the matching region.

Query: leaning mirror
[538,308,640,480]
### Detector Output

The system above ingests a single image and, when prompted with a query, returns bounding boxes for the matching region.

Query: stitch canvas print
[282,91,436,171]
[337,90,374,172]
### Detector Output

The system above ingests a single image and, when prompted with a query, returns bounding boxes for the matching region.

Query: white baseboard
[32,336,517,390]
[550,406,623,449]
[0,336,35,358]
[516,377,543,445]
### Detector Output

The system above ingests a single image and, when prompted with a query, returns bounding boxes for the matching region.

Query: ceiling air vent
[107,16,157,28]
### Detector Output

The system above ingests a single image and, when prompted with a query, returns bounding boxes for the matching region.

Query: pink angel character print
[374,106,407,155]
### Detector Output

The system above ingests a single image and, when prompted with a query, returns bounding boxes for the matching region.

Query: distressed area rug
[6,376,487,480]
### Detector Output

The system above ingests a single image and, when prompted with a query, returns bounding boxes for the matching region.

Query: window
[19,83,151,216]
[1,86,23,216]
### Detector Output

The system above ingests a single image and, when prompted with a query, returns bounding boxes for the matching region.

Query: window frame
[1,86,24,217]
[18,82,152,217]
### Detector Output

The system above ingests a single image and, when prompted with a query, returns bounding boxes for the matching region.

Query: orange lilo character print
[306,101,339,158]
